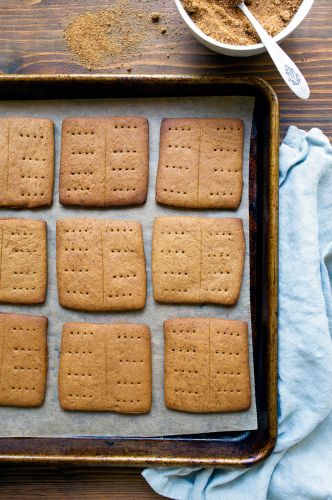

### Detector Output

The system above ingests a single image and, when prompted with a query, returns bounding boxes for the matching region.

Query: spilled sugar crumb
[151,12,161,22]
[64,6,145,68]
[64,1,180,70]
[181,0,303,45]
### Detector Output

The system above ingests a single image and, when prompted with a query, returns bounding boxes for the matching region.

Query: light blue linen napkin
[143,126,332,500]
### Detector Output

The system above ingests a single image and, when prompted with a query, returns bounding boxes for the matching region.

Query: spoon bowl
[174,0,315,57]
[237,1,310,99]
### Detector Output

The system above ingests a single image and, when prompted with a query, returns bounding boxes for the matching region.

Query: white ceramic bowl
[175,0,315,57]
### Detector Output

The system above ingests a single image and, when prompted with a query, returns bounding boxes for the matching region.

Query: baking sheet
[0,95,257,436]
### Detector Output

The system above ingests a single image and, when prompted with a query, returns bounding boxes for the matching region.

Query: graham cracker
[59,117,149,207]
[0,118,54,208]
[59,322,152,414]
[152,216,245,305]
[156,118,244,209]
[0,312,48,407]
[56,218,146,311]
[164,318,250,413]
[0,218,47,304]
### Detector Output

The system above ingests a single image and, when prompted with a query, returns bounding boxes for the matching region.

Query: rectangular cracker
[152,216,245,305]
[0,312,48,407]
[164,318,250,413]
[156,118,244,209]
[59,322,152,413]
[59,117,149,207]
[200,217,246,305]
[56,218,146,311]
[0,118,54,208]
[0,218,47,304]
[151,217,201,303]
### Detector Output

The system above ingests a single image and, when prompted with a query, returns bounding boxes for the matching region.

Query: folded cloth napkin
[143,126,332,500]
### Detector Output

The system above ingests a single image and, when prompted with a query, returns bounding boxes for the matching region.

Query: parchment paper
[0,95,257,436]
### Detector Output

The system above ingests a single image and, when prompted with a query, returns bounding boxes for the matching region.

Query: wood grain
[0,0,331,142]
[0,0,330,498]
[0,465,161,498]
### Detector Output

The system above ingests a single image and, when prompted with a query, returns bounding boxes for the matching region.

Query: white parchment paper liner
[0,96,257,436]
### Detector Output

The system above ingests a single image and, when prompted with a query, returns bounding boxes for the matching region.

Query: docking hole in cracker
[164,318,250,413]
[60,117,149,207]
[152,216,245,305]
[0,218,47,304]
[58,322,152,413]
[0,118,54,208]
[0,312,48,408]
[156,118,244,209]
[56,218,147,311]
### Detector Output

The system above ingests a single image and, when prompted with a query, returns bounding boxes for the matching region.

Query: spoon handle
[238,2,310,100]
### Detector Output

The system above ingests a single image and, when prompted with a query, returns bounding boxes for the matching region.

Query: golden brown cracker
[60,117,149,207]
[59,322,152,413]
[164,317,209,413]
[0,118,54,208]
[0,312,48,407]
[56,218,146,311]
[200,217,245,305]
[156,118,243,209]
[156,119,201,208]
[208,318,251,411]
[0,218,47,304]
[151,217,201,303]
[58,323,108,411]
[164,317,250,413]
[152,216,245,305]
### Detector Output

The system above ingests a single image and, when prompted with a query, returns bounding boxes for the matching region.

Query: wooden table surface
[0,0,331,497]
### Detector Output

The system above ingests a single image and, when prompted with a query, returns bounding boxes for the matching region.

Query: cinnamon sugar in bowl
[175,0,315,57]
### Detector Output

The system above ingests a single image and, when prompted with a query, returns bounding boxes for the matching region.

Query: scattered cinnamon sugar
[181,0,303,45]
[64,1,175,69]
[151,12,161,22]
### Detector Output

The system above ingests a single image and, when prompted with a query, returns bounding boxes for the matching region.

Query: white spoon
[237,1,310,100]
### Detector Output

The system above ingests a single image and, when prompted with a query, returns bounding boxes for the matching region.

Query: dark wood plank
[0,465,162,499]
[0,0,331,141]
[0,1,331,498]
